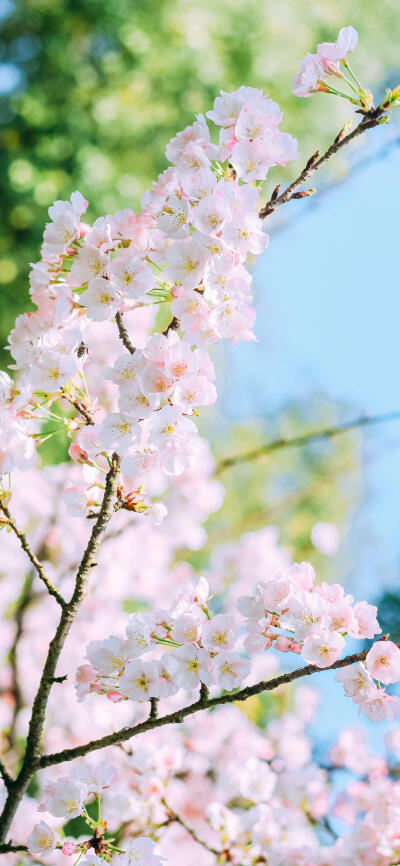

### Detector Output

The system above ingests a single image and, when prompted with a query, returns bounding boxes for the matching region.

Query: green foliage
[1,0,400,365]
[183,399,362,577]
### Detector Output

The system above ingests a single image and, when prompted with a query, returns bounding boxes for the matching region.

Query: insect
[75,341,89,359]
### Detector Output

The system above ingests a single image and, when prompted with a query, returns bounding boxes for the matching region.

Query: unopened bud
[305,150,320,171]
[291,189,316,199]
[358,88,373,111]
[335,119,352,144]
[271,183,281,201]
[390,84,400,106]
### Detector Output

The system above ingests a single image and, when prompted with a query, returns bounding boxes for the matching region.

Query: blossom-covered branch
[216,408,400,474]
[39,646,376,770]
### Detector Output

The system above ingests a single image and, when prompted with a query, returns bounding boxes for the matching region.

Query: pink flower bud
[107,690,125,702]
[68,443,94,466]
[79,220,90,236]
[62,840,78,855]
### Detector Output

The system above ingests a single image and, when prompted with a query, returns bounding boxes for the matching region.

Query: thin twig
[259,106,387,219]
[149,698,159,720]
[115,311,136,354]
[215,409,400,474]
[60,389,94,425]
[39,647,371,769]
[0,455,121,843]
[0,502,66,607]
[7,574,34,750]
[162,799,222,856]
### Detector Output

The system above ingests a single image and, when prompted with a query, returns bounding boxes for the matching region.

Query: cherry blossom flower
[70,245,109,284]
[366,641,400,685]
[317,26,359,71]
[164,645,212,689]
[42,190,87,259]
[87,635,133,675]
[119,660,161,701]
[213,651,251,690]
[302,629,345,668]
[112,837,165,866]
[291,54,326,98]
[80,277,120,321]
[202,614,237,652]
[335,663,375,703]
[99,412,141,455]
[42,778,87,818]
[27,821,57,854]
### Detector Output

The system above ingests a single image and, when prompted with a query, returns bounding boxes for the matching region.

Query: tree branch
[0,759,13,791]
[259,106,387,219]
[60,389,94,426]
[6,573,34,750]
[0,842,28,853]
[0,454,121,843]
[0,502,66,608]
[215,409,400,474]
[115,311,136,354]
[39,647,370,769]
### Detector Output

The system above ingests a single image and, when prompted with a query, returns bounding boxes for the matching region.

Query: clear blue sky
[221,124,400,755]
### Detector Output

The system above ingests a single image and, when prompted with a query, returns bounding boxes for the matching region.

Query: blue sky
[221,123,400,753]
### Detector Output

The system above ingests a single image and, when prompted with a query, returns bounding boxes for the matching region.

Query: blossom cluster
[21,699,400,866]
[336,641,400,721]
[76,565,400,722]
[291,25,359,97]
[1,84,299,525]
[27,761,163,865]
[77,576,251,702]
[3,22,400,866]
[237,562,381,665]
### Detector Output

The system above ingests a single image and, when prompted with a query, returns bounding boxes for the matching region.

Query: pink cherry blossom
[366,641,400,684]
[302,629,345,668]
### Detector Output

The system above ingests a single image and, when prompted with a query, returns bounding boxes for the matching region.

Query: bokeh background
[1,0,400,759]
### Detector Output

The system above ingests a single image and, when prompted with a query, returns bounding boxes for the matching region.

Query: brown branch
[0,842,28,854]
[39,647,370,769]
[0,759,13,791]
[0,502,66,607]
[115,310,136,354]
[0,454,121,843]
[60,389,94,426]
[6,573,34,751]
[259,105,388,219]
[215,409,400,474]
